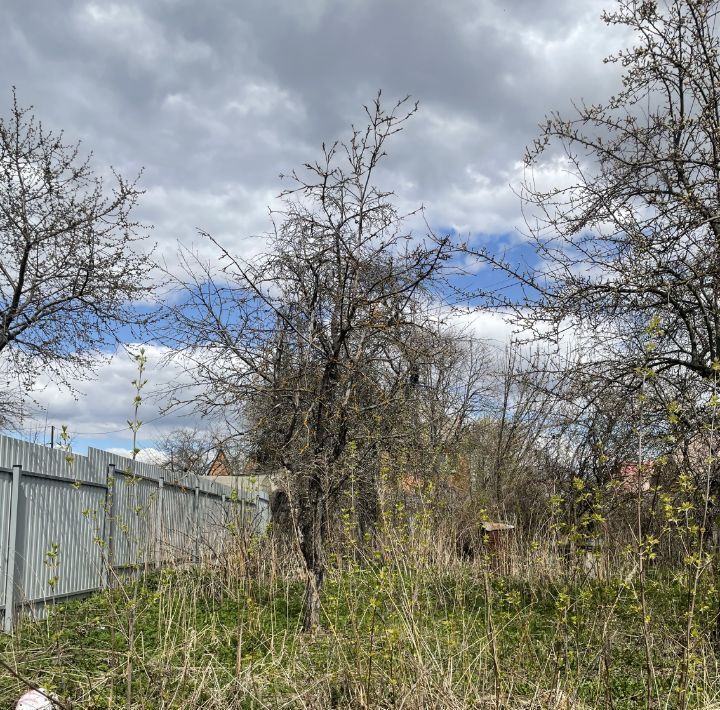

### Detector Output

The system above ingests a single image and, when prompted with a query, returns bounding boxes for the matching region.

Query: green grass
[2,554,720,708]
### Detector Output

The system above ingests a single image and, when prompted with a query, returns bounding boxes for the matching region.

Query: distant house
[204,448,272,496]
[208,449,232,478]
[617,461,654,493]
[615,433,720,494]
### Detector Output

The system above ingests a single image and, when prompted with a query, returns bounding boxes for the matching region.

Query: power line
[5,411,186,438]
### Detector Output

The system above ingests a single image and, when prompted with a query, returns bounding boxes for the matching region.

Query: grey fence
[0,435,269,633]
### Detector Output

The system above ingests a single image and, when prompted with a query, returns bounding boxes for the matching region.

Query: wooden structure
[482,521,514,571]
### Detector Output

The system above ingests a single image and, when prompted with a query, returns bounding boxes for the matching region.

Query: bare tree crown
[0,89,154,401]
[165,95,480,630]
[469,0,720,392]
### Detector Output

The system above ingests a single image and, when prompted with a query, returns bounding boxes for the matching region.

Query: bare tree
[166,95,456,630]
[416,334,490,447]
[459,0,720,535]
[0,90,154,410]
[154,428,219,479]
[469,0,720,389]
[447,344,561,519]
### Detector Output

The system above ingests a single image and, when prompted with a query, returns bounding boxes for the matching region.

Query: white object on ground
[15,688,54,709]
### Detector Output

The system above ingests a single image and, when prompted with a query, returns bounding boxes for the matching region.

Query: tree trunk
[303,569,323,632]
[299,473,326,632]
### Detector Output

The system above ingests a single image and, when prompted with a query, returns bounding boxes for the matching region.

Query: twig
[0,656,70,710]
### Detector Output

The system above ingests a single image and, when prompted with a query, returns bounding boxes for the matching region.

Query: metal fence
[0,435,269,633]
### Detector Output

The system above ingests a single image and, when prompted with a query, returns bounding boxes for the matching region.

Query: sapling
[125,345,148,708]
[129,346,147,463]
[57,425,74,466]
[634,357,658,708]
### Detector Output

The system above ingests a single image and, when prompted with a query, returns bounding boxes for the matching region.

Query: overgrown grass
[2,537,720,709]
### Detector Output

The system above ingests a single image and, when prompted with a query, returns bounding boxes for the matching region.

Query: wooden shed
[481,521,515,570]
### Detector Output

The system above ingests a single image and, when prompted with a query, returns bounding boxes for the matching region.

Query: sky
[0,0,632,457]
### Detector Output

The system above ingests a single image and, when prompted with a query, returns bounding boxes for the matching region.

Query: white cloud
[11,345,214,453]
[105,446,167,465]
[0,0,648,447]
[447,308,517,347]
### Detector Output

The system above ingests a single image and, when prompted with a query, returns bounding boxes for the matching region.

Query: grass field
[2,531,720,709]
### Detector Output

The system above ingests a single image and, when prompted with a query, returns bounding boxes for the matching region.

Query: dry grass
[1,505,720,708]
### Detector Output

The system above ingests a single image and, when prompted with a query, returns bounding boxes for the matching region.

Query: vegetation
[164,94,474,631]
[7,1,720,708]
[3,497,720,709]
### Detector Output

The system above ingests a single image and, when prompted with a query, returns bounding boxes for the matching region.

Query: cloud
[0,0,630,265]
[0,0,639,441]
[105,446,168,465]
[446,308,517,347]
[11,345,213,454]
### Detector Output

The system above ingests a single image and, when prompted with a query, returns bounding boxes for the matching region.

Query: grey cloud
[0,0,630,261]
[0,0,639,442]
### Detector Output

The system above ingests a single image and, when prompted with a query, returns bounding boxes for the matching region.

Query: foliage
[2,522,720,709]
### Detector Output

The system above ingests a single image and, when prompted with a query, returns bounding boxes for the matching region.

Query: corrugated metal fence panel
[161,483,196,560]
[112,474,159,568]
[162,469,193,486]
[256,495,271,532]
[0,435,98,484]
[87,447,164,481]
[203,475,272,502]
[19,477,106,602]
[197,493,227,558]
[197,476,231,498]
[0,469,11,610]
[244,498,267,534]
[0,436,270,630]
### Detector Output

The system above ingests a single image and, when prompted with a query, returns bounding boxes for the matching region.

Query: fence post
[3,464,22,634]
[101,463,116,589]
[240,478,245,530]
[193,483,200,562]
[155,475,164,568]
[220,493,226,553]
